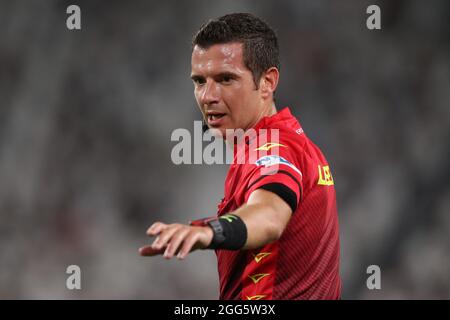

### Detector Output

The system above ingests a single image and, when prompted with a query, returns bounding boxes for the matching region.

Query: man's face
[191,42,264,137]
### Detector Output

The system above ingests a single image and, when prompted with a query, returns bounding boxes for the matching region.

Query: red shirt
[215,107,341,300]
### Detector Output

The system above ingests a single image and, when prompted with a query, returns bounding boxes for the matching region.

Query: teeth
[209,114,223,120]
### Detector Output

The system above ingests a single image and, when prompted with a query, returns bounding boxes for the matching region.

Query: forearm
[140,190,292,259]
[230,202,284,250]
[224,188,292,250]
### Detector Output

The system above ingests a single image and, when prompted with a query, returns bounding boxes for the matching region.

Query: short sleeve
[244,144,303,213]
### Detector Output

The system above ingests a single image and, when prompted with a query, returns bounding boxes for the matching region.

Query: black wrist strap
[207,214,247,250]
[207,219,226,248]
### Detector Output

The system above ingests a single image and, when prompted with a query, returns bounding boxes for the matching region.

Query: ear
[259,67,279,100]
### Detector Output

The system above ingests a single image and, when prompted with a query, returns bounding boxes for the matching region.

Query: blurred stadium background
[0,0,449,299]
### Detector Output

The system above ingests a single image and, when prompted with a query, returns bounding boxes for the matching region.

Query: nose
[200,79,220,106]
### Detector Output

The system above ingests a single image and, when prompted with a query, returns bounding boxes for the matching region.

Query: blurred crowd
[0,0,449,299]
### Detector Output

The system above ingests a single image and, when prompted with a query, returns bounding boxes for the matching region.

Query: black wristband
[207,214,247,250]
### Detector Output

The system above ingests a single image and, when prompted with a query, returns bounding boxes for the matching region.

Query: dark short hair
[192,13,280,89]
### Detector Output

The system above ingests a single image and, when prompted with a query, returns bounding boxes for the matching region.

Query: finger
[152,224,182,250]
[146,222,167,236]
[139,245,165,257]
[177,232,200,260]
[164,228,191,259]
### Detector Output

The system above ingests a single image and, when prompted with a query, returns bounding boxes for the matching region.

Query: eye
[220,75,233,84]
[192,77,205,85]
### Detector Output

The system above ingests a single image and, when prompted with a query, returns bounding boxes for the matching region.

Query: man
[139,13,341,300]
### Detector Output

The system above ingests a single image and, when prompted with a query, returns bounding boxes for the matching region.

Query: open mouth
[208,114,226,121]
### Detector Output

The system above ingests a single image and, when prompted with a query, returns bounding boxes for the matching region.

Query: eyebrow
[190,74,204,81]
[190,72,240,81]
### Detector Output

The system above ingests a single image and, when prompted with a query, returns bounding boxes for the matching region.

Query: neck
[224,102,277,148]
[247,102,277,131]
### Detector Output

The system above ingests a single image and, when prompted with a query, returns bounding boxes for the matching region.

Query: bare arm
[139,189,293,259]
[231,188,292,249]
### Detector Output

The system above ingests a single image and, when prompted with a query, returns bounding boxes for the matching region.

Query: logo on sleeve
[255,155,302,177]
[318,165,334,186]
[254,143,285,151]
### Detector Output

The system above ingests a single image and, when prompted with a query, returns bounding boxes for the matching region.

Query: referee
[140,13,341,300]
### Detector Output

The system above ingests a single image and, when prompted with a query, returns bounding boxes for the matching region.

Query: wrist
[189,214,247,250]
[206,218,226,249]
[204,225,214,248]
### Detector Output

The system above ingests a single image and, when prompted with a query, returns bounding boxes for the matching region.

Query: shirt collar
[236,107,300,147]
[252,107,298,131]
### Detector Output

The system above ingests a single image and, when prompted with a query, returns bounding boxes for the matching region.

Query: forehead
[191,42,247,74]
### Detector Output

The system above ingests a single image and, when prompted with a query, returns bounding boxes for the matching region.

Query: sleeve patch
[255,155,302,178]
